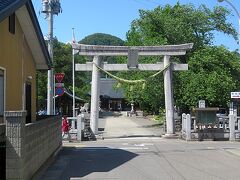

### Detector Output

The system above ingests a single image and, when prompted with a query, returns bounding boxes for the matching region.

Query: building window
[0,70,4,117]
[9,13,15,34]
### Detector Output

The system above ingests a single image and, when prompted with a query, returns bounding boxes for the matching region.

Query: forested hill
[80,33,124,46]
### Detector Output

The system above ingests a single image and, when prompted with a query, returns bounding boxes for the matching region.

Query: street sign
[231,92,240,99]
[55,87,64,96]
[55,73,65,83]
[55,83,64,87]
[198,100,205,108]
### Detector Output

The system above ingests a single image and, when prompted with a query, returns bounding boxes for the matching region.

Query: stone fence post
[5,111,26,180]
[77,114,85,141]
[238,117,240,131]
[182,113,186,134]
[229,114,236,141]
[185,114,191,141]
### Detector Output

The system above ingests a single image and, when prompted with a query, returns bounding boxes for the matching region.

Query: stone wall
[0,124,6,180]
[5,111,62,180]
[24,116,62,179]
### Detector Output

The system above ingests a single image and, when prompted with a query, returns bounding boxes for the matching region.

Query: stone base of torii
[72,43,193,137]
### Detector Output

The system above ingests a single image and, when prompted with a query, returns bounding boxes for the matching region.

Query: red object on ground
[62,117,70,132]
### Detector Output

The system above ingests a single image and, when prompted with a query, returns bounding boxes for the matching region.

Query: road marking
[63,143,86,148]
[105,137,163,140]
[134,143,154,146]
[120,147,149,150]
[207,147,215,150]
[134,143,145,147]
[74,144,86,148]
[143,143,154,146]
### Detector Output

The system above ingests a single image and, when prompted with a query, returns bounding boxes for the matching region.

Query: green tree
[118,3,238,113]
[175,46,240,111]
[37,34,124,110]
[126,3,237,49]
[37,38,90,110]
[37,71,47,109]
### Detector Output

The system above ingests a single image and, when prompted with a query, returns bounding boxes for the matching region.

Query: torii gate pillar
[164,55,174,135]
[90,56,100,134]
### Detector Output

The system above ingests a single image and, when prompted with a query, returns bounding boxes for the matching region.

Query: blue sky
[33,0,240,51]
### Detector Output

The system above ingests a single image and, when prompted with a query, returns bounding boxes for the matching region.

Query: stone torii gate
[72,43,193,137]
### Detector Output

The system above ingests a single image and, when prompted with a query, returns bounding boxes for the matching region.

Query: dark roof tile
[0,0,13,11]
[0,0,28,22]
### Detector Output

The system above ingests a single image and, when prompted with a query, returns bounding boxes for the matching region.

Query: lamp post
[72,28,76,118]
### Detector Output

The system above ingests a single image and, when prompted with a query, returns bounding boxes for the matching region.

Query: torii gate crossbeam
[72,43,193,56]
[72,43,193,137]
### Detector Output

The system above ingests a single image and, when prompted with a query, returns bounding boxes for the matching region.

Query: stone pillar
[181,113,186,134]
[77,114,84,141]
[185,114,191,141]
[90,56,100,134]
[163,55,175,135]
[71,118,76,130]
[193,118,196,132]
[238,117,240,131]
[5,111,26,180]
[229,114,236,141]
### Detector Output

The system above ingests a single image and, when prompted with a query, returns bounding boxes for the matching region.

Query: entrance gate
[72,43,193,136]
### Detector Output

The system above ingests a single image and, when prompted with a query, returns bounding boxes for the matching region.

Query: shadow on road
[45,146,138,179]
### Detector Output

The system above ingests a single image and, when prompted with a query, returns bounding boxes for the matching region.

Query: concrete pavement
[35,138,240,180]
[98,112,164,138]
[34,113,240,180]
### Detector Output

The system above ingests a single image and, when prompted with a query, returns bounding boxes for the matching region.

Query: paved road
[37,138,240,180]
[35,114,240,180]
[98,113,164,138]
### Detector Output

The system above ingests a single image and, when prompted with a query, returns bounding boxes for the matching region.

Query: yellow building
[0,0,51,124]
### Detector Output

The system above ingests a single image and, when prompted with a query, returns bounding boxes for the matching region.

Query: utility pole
[41,0,62,115]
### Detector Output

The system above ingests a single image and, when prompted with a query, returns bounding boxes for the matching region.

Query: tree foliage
[37,38,89,110]
[119,3,239,113]
[37,34,124,110]
[80,33,125,64]
[126,3,237,48]
[37,3,240,114]
[80,33,124,46]
[175,46,240,111]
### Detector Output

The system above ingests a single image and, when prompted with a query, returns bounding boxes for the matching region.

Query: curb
[99,134,163,140]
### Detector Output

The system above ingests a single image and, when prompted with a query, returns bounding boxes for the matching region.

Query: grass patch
[153,115,165,126]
